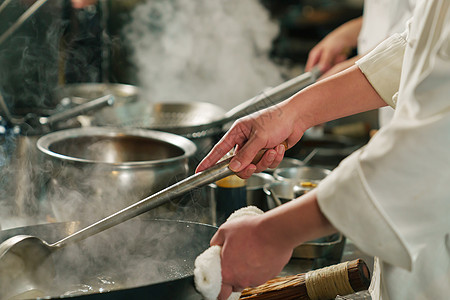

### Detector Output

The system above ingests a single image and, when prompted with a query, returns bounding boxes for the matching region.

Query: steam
[124,0,283,110]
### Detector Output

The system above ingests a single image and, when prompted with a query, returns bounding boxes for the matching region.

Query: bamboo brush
[239,259,370,300]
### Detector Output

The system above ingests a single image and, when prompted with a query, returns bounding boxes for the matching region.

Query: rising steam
[124,0,283,110]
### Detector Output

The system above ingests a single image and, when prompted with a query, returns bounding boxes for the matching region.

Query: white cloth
[194,206,264,300]
[317,1,450,299]
[358,0,416,127]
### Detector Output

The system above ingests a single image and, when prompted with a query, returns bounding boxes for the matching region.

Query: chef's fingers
[255,144,285,172]
[210,229,224,247]
[317,49,335,74]
[196,125,250,172]
[228,132,273,172]
[233,164,257,180]
[334,53,348,65]
[305,47,322,72]
[196,144,234,173]
[233,145,284,178]
[218,284,233,300]
[231,137,288,174]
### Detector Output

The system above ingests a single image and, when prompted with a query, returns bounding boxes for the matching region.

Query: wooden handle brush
[240,259,370,300]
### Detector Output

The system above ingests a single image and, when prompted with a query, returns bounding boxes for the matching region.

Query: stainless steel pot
[263,181,345,260]
[246,172,275,211]
[273,166,331,184]
[93,101,227,167]
[37,127,196,222]
[0,219,215,299]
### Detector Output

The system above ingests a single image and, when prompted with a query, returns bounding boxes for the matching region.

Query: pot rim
[36,127,197,167]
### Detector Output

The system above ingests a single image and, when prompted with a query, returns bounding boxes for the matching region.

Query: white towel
[194,206,264,300]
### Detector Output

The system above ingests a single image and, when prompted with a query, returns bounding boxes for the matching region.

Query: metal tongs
[0,0,48,46]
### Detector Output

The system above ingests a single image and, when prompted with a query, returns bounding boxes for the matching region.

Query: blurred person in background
[196,0,450,299]
[305,0,415,128]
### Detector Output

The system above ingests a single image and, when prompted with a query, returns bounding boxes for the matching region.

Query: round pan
[0,219,216,300]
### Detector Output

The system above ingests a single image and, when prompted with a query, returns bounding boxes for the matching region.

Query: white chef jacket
[317,0,450,299]
[358,0,416,127]
[358,0,416,54]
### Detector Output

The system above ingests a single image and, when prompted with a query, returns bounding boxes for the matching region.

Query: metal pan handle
[0,0,48,46]
[39,94,115,126]
[224,67,321,120]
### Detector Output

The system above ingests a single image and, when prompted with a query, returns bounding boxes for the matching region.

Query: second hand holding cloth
[194,206,264,300]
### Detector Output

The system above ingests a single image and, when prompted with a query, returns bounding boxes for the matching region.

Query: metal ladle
[0,152,270,299]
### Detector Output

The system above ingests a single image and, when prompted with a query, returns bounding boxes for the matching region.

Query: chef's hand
[305,17,362,74]
[196,102,305,179]
[71,0,98,9]
[211,215,293,300]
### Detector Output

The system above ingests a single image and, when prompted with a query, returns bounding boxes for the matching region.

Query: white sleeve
[355,32,407,108]
[316,149,413,271]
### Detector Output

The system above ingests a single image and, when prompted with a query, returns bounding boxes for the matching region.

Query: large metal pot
[0,219,215,299]
[37,127,197,222]
[92,101,228,167]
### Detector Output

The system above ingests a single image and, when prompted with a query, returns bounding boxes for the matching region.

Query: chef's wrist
[284,86,319,133]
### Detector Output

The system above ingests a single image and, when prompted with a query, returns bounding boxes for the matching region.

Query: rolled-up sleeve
[356,32,407,108]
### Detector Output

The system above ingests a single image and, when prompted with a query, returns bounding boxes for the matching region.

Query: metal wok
[0,219,215,300]
[92,69,320,139]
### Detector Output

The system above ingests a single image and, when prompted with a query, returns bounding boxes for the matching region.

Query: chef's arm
[197,33,407,176]
[197,65,391,176]
[258,189,337,250]
[291,31,408,132]
[286,65,387,134]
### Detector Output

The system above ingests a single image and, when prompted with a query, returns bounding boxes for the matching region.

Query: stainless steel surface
[0,0,48,46]
[263,180,346,260]
[268,187,283,207]
[93,101,227,169]
[246,172,275,211]
[95,101,227,135]
[301,148,319,165]
[37,127,197,221]
[292,233,345,259]
[274,166,332,183]
[0,219,214,299]
[54,157,232,246]
[263,180,307,208]
[0,156,233,298]
[266,157,305,174]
